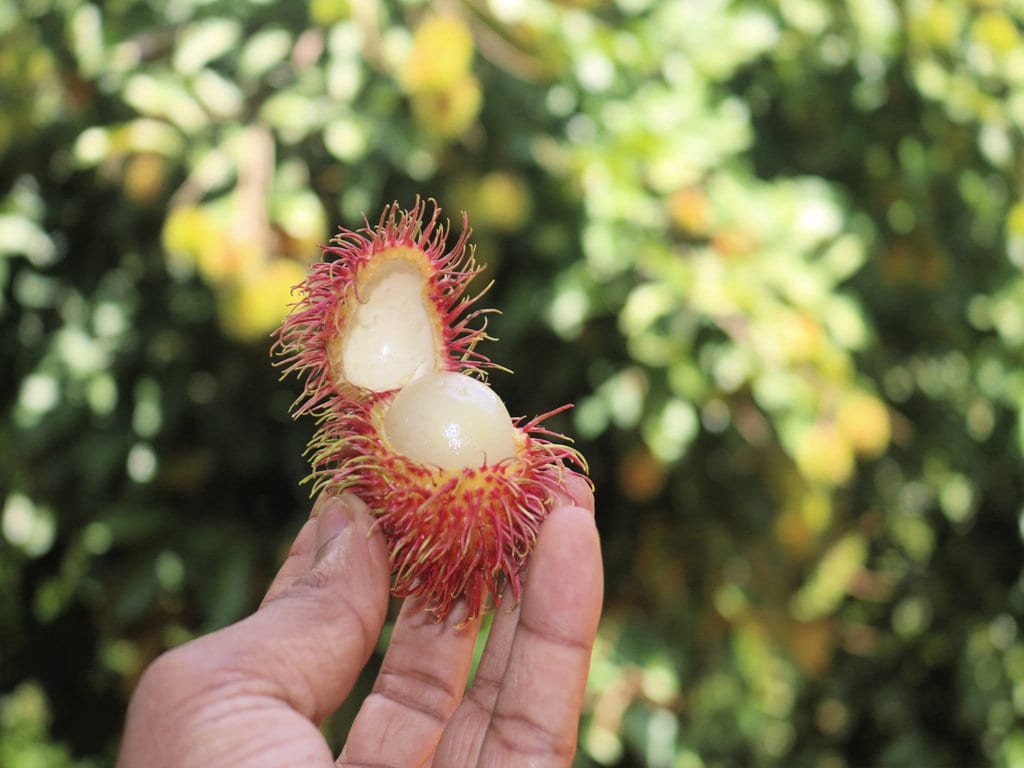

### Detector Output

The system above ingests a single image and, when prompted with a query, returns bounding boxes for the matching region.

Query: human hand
[116,475,602,767]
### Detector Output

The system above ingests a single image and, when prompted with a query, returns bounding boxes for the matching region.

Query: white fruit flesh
[383,371,518,469]
[340,259,436,392]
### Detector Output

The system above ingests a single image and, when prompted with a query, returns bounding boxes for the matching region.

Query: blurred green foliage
[3,0,1024,765]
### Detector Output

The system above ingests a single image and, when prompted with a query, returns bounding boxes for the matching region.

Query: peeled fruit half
[273,202,492,412]
[273,200,586,623]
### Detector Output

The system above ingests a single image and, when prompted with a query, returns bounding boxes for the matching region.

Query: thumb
[209,494,392,722]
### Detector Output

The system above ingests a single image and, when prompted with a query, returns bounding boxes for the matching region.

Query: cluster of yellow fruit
[161,200,320,342]
[400,15,482,139]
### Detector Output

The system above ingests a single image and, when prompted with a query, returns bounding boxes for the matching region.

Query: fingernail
[313,496,353,566]
[549,473,595,515]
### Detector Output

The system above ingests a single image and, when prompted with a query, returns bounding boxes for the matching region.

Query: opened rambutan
[272,199,494,414]
[273,200,587,623]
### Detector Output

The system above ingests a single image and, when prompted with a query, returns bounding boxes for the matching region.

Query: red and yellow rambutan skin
[272,199,495,414]
[307,391,585,622]
[274,200,588,624]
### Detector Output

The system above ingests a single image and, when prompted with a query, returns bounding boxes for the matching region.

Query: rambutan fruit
[274,200,587,623]
[272,200,494,414]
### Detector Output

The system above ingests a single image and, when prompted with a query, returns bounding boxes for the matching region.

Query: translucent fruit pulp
[336,258,437,392]
[383,371,518,470]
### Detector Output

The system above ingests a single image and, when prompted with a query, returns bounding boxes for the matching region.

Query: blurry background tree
[2,0,1024,765]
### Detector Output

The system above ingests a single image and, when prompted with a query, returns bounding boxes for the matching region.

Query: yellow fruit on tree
[837,391,891,458]
[401,16,474,94]
[795,423,855,487]
[221,259,309,342]
[411,73,482,139]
